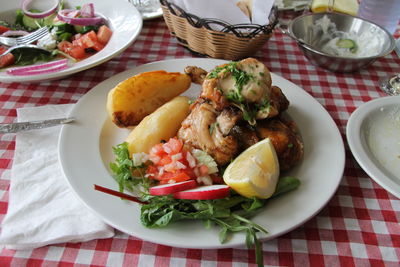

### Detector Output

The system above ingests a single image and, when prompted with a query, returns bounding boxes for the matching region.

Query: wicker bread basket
[160,0,278,60]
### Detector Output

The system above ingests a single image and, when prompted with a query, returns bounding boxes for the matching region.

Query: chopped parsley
[208,62,272,125]
[208,62,254,103]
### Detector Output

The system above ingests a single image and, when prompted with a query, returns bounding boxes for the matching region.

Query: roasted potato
[107,71,191,127]
[126,96,190,155]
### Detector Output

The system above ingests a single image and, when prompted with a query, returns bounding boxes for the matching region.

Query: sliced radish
[149,180,197,196]
[173,185,230,200]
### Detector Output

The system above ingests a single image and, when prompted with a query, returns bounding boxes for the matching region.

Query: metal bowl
[287,12,396,72]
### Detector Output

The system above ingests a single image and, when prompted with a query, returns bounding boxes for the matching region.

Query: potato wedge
[107,71,191,127]
[126,96,190,155]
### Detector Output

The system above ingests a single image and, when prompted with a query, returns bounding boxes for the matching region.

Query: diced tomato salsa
[145,137,221,185]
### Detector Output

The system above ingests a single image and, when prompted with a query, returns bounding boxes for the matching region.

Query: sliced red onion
[57,9,103,26]
[7,59,68,76]
[80,3,95,18]
[22,0,59,19]
[7,63,68,76]
[1,30,29,37]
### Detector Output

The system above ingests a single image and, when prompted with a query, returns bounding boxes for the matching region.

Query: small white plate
[59,58,345,249]
[347,96,400,198]
[0,0,142,83]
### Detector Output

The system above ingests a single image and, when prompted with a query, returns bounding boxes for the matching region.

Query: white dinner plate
[0,0,142,83]
[59,58,345,249]
[347,96,400,199]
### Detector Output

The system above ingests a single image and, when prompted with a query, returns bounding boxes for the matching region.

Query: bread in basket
[160,0,278,60]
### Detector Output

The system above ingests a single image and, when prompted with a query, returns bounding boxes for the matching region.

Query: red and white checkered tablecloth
[0,17,399,266]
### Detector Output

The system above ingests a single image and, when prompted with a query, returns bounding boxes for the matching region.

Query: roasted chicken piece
[184,66,208,85]
[231,123,260,151]
[257,86,289,119]
[187,58,289,122]
[178,100,239,166]
[256,117,304,171]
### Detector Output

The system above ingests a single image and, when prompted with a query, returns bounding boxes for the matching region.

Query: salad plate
[59,58,345,249]
[0,0,142,83]
[347,96,400,199]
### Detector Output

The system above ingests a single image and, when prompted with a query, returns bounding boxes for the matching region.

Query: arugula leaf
[109,142,150,194]
[272,176,301,197]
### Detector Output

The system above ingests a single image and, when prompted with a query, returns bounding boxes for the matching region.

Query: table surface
[0,16,399,266]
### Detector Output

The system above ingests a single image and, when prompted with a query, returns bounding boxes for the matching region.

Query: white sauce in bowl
[314,15,384,58]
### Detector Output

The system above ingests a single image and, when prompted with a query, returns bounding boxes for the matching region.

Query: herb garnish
[208,62,270,125]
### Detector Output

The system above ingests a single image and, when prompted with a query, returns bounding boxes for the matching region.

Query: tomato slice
[68,46,86,59]
[0,25,10,34]
[160,171,191,184]
[150,143,167,157]
[57,41,86,60]
[91,41,104,52]
[159,155,172,166]
[146,165,159,179]
[163,138,183,155]
[97,25,112,45]
[0,46,15,68]
[57,40,73,51]
[199,165,209,176]
[81,31,98,49]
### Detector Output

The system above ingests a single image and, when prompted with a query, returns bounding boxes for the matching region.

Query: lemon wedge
[311,0,359,16]
[223,138,279,199]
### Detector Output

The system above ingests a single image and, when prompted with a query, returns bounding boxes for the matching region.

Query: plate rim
[0,0,143,83]
[346,95,400,199]
[59,57,346,248]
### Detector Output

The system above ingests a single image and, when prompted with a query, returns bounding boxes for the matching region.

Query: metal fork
[0,27,49,47]
[0,44,50,57]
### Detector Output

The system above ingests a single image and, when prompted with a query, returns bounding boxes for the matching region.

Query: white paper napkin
[170,0,275,27]
[0,104,114,250]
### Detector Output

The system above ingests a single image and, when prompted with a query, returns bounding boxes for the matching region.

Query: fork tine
[0,27,49,47]
[18,29,49,44]
[18,27,49,41]
[17,27,49,43]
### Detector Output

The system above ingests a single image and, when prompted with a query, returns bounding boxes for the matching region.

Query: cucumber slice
[336,38,358,53]
[42,13,56,26]
[22,15,41,30]
[22,9,56,29]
